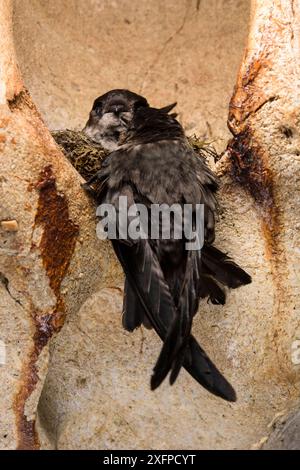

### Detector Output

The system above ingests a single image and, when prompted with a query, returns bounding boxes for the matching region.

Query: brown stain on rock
[34,165,79,329]
[14,165,79,449]
[226,127,290,386]
[228,58,264,130]
[226,44,291,383]
[226,130,280,262]
[227,46,281,263]
[8,88,36,113]
[0,117,10,128]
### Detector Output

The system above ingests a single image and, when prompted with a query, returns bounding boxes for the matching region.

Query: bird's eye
[94,105,102,116]
[133,98,148,111]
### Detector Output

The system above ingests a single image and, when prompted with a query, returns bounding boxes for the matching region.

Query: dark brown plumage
[83,90,252,401]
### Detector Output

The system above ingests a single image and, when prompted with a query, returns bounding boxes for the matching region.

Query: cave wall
[13,0,249,151]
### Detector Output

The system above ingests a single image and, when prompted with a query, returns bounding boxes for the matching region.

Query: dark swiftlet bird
[83,89,251,401]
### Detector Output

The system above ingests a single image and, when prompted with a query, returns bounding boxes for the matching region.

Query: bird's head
[83,89,178,151]
[83,89,149,151]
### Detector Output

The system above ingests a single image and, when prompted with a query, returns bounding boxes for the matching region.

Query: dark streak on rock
[0,272,23,306]
[226,127,291,386]
[227,129,280,261]
[34,165,79,334]
[280,125,294,139]
[15,165,79,450]
[7,89,36,112]
[227,53,272,132]
[226,46,282,261]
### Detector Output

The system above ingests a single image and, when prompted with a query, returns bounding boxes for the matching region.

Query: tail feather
[199,274,226,305]
[185,335,237,402]
[122,278,143,331]
[113,238,236,401]
[151,314,183,390]
[202,245,252,289]
[122,278,151,331]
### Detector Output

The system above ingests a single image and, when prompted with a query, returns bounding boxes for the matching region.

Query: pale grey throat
[83,111,132,151]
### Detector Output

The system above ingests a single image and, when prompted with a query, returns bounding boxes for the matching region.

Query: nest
[52,129,218,181]
[52,130,108,181]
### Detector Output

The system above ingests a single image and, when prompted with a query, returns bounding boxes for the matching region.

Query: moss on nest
[52,130,108,181]
[52,129,218,181]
